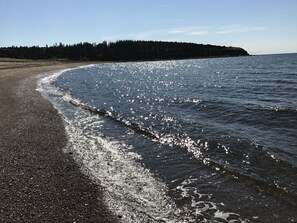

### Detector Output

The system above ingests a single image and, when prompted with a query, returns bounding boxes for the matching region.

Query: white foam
[63,112,177,222]
[174,178,249,223]
[37,67,180,222]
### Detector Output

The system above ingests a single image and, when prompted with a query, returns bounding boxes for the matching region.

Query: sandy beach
[0,61,118,222]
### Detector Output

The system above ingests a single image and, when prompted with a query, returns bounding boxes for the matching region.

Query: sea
[37,53,297,223]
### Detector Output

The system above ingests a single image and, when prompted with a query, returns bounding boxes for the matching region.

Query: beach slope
[0,61,117,222]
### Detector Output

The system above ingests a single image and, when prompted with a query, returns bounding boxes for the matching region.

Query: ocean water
[38,54,297,223]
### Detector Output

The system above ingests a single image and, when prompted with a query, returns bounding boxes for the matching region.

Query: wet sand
[0,61,118,222]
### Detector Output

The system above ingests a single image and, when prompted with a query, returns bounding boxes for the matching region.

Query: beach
[0,61,117,222]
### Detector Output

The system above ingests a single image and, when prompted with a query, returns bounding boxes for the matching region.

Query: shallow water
[38,54,297,222]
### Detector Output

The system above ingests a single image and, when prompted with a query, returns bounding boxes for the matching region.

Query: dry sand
[0,61,118,222]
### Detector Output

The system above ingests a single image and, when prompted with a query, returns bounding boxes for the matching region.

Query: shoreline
[0,61,118,222]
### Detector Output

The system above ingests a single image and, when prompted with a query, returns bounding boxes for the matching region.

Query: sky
[1,0,297,55]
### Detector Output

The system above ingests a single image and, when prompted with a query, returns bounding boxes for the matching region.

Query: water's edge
[36,65,249,223]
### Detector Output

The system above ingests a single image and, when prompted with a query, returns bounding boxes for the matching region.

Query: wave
[61,90,297,208]
[63,93,252,222]
[63,92,160,140]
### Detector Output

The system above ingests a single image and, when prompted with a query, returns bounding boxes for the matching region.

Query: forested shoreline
[0,40,249,61]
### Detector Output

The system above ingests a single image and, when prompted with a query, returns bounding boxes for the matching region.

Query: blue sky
[1,0,297,54]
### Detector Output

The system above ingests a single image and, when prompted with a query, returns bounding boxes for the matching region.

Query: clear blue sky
[1,0,297,54]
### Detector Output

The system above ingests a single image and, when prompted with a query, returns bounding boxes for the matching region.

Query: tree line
[0,40,249,61]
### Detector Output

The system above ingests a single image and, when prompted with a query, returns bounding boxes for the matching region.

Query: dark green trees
[0,40,249,61]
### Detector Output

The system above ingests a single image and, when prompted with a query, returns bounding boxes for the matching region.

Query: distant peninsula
[0,40,249,61]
